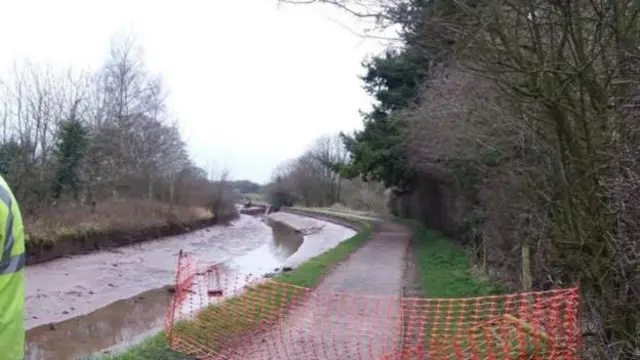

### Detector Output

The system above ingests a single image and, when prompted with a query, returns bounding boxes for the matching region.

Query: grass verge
[406,221,554,358]
[97,219,374,360]
[408,220,505,298]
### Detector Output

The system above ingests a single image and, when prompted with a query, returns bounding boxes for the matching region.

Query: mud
[26,211,239,266]
[25,215,309,360]
[225,218,304,275]
[25,214,271,332]
[239,205,268,216]
[268,212,357,269]
[174,212,359,322]
[26,287,172,360]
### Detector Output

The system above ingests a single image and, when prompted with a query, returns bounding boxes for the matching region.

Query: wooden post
[482,238,488,274]
[522,243,532,291]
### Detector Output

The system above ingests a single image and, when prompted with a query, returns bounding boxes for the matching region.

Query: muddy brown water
[25,216,304,360]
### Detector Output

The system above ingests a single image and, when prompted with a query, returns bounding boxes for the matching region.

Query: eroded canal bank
[25,214,270,360]
[26,287,174,360]
[25,212,356,360]
[25,215,270,331]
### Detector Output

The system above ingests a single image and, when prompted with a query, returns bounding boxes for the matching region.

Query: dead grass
[25,199,213,241]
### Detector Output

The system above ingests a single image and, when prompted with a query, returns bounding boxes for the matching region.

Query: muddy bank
[25,212,359,360]
[26,287,172,360]
[172,212,359,325]
[25,214,270,331]
[25,217,306,360]
[26,211,239,266]
[239,206,267,216]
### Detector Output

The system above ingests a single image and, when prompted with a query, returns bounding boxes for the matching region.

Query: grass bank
[405,222,556,358]
[407,220,506,298]
[98,216,374,360]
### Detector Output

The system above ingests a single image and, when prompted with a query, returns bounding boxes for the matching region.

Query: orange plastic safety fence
[164,253,581,360]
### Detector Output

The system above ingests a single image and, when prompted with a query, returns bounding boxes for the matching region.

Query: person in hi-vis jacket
[0,175,25,360]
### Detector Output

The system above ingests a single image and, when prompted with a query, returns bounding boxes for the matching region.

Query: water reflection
[25,287,172,360]
[224,218,303,275]
[266,218,304,262]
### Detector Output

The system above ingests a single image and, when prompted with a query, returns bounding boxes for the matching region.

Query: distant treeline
[229,180,263,194]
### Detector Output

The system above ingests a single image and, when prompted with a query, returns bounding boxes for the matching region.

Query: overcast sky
[0,0,386,184]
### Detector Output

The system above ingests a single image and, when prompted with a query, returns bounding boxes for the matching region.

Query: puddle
[25,217,304,360]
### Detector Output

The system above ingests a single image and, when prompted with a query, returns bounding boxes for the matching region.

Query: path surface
[237,221,411,360]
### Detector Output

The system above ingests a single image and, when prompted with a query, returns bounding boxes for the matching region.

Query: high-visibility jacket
[0,175,25,360]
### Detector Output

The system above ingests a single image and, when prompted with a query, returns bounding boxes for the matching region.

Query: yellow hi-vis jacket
[0,175,25,360]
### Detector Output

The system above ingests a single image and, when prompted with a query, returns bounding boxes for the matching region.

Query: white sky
[0,0,386,184]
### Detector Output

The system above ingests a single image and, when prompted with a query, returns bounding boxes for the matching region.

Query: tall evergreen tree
[340,0,434,191]
[52,119,88,200]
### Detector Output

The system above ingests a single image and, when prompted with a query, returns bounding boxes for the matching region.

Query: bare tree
[306,134,347,203]
[266,133,386,211]
[0,32,227,226]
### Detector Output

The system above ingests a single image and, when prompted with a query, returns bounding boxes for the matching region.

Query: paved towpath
[235,220,411,360]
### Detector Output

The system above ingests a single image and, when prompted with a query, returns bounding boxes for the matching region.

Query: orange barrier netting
[164,253,581,360]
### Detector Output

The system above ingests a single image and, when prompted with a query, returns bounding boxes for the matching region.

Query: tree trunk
[147,176,154,202]
[169,174,175,204]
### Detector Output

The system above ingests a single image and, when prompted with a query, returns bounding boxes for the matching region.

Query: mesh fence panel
[164,253,581,360]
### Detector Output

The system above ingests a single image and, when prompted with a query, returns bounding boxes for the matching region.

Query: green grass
[90,335,191,360]
[406,221,554,359]
[408,221,505,298]
[97,221,374,360]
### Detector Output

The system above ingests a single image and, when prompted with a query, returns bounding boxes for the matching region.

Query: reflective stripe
[0,252,24,275]
[0,185,14,261]
[4,206,13,261]
[0,185,11,206]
